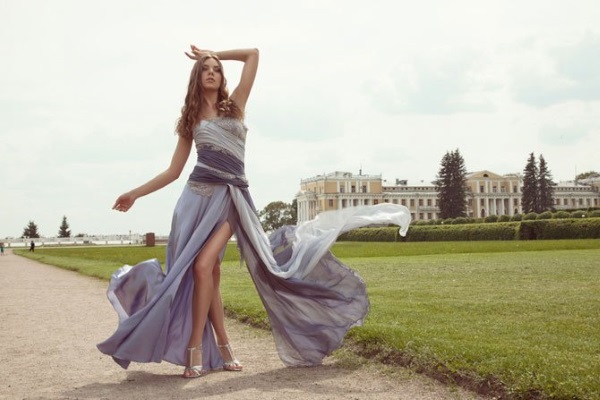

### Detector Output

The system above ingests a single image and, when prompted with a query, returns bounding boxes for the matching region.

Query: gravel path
[0,249,485,400]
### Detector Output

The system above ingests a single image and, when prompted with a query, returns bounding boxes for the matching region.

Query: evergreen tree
[538,155,555,212]
[22,220,40,238]
[435,149,468,219]
[58,216,71,238]
[290,199,298,225]
[521,152,538,213]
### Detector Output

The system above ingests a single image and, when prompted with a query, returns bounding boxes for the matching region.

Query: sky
[1,0,599,238]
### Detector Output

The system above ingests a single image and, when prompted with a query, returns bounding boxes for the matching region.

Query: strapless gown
[97,117,411,369]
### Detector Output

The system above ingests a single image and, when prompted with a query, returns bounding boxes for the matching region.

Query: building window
[513,199,518,206]
[480,185,484,193]
[410,199,415,207]
[419,213,424,220]
[374,199,379,205]
[418,199,423,206]
[401,199,406,206]
[328,199,334,208]
[501,186,505,192]
[340,186,345,193]
[353,199,358,206]
[342,199,347,208]
[427,199,432,206]
[563,199,568,205]
[365,199,370,205]
[427,213,432,219]
[351,185,356,193]
[493,186,497,193]
[362,185,367,193]
[481,199,485,206]
[513,185,517,193]
[392,199,398,204]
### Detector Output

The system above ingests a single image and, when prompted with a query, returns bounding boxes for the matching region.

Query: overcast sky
[1,0,599,238]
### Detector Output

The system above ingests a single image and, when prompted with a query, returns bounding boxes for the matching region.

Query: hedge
[338,227,397,242]
[518,218,600,240]
[337,219,600,242]
[402,222,519,241]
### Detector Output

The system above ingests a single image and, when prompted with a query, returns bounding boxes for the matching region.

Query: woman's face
[201,57,223,91]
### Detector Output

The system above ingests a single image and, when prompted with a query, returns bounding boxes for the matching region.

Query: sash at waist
[188,146,248,188]
[188,165,248,188]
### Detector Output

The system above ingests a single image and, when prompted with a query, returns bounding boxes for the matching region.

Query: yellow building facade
[296,170,600,223]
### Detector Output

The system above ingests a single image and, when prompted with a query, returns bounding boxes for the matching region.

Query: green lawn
[15,239,600,400]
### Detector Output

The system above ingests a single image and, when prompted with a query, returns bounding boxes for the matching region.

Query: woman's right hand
[113,192,136,212]
[185,45,214,60]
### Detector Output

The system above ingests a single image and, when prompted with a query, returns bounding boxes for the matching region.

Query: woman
[97,45,411,379]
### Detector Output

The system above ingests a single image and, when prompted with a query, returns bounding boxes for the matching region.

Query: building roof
[466,170,508,180]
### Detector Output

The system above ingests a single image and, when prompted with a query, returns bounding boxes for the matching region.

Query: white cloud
[363,49,498,114]
[1,0,600,238]
[511,33,600,106]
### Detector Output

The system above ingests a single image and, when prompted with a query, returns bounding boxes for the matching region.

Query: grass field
[15,239,600,400]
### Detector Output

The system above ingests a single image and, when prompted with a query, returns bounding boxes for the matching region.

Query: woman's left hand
[185,45,214,60]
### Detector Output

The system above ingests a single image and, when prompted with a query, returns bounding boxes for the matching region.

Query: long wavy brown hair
[176,55,244,139]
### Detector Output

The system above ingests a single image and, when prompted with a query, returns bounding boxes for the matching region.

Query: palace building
[295,170,600,223]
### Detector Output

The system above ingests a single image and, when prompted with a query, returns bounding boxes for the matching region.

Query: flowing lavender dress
[97,118,411,370]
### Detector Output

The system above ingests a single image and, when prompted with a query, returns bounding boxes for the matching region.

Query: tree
[522,153,555,213]
[58,215,71,238]
[538,155,555,212]
[576,171,600,180]
[259,201,295,232]
[521,152,538,214]
[22,220,40,238]
[435,149,467,219]
[290,199,298,225]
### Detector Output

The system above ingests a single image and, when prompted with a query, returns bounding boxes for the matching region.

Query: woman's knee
[193,256,214,280]
[192,222,231,281]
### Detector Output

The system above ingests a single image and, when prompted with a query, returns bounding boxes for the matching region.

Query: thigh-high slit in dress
[97,117,411,370]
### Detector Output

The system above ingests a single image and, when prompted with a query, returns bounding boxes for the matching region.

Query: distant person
[29,240,35,252]
[97,44,410,379]
[0,242,4,256]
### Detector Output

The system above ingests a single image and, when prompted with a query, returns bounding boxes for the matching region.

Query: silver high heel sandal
[183,345,206,378]
[218,343,243,371]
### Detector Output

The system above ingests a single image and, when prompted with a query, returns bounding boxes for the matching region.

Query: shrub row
[519,218,600,240]
[338,218,600,242]
[411,209,600,226]
[401,223,519,242]
[338,227,397,242]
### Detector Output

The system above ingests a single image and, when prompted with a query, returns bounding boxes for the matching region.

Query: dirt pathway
[0,249,485,400]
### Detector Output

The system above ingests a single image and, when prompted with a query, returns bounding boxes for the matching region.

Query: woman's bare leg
[208,260,243,370]
[208,263,231,345]
[184,222,233,377]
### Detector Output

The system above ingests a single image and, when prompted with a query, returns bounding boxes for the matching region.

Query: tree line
[21,216,71,239]
[19,161,598,238]
[435,149,598,219]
